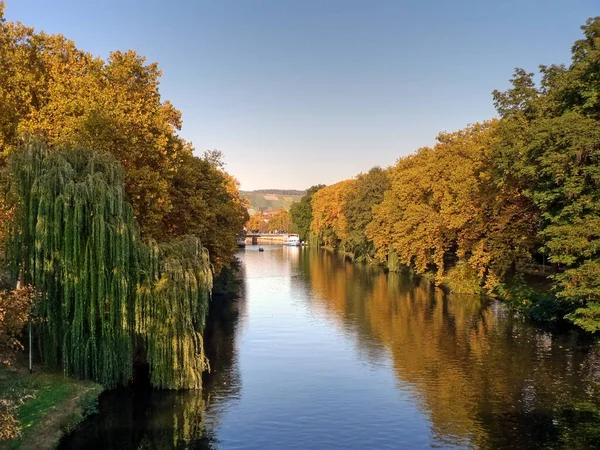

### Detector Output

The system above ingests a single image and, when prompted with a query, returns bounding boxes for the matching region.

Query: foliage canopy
[0,4,246,274]
[6,141,212,388]
[302,16,600,332]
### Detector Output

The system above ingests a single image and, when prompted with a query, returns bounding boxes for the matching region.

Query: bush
[0,398,20,441]
[81,390,99,417]
[0,286,35,364]
[496,276,565,323]
[443,261,482,295]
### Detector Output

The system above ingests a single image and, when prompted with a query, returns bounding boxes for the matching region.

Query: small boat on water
[283,234,301,247]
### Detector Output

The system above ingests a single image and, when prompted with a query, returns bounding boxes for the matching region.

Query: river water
[60,245,600,449]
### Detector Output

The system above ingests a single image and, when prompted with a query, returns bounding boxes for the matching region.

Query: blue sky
[6,1,599,190]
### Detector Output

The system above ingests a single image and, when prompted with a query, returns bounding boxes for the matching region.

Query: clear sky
[6,1,599,190]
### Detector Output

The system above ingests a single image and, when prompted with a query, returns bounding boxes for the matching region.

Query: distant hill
[240,190,306,213]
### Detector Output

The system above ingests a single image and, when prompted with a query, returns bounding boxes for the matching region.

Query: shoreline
[0,364,103,450]
[317,246,575,332]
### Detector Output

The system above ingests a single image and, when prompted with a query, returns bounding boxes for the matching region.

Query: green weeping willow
[137,239,212,390]
[6,140,212,389]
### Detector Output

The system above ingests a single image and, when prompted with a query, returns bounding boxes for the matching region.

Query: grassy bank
[0,364,103,450]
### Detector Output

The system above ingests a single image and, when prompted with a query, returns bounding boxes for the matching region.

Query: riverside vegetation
[1,2,600,447]
[291,17,600,334]
[0,2,247,446]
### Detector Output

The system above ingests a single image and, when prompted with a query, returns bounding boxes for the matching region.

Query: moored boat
[283,233,301,246]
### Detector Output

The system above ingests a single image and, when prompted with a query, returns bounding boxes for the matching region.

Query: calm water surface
[60,246,600,449]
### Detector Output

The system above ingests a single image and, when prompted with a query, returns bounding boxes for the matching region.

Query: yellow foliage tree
[246,215,268,233]
[368,121,538,290]
[268,208,291,233]
[311,180,356,249]
[0,4,246,273]
[0,286,35,364]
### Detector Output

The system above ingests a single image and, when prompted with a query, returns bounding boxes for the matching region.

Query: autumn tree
[368,122,539,290]
[492,17,600,330]
[311,180,356,250]
[269,208,291,233]
[0,286,34,364]
[246,214,268,233]
[343,167,390,262]
[290,184,325,241]
[0,4,246,274]
[0,13,180,237]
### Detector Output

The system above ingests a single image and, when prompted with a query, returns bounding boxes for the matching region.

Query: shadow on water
[58,271,246,450]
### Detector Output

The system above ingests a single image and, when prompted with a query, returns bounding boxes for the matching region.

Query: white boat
[283,234,301,246]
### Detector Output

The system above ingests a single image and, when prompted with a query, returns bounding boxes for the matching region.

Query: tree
[290,184,325,241]
[0,7,246,274]
[0,286,35,364]
[368,121,539,290]
[163,153,248,275]
[311,180,356,249]
[269,208,291,233]
[246,215,268,233]
[343,167,390,262]
[491,17,600,330]
[6,141,212,388]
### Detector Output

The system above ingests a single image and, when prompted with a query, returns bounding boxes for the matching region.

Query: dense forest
[292,17,600,333]
[0,1,247,390]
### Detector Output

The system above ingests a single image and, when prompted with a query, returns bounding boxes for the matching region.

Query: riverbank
[0,364,103,450]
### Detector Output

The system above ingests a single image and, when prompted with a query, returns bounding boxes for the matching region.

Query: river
[60,245,600,449]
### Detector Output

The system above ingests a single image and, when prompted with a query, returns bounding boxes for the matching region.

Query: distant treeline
[241,190,304,213]
[291,17,600,333]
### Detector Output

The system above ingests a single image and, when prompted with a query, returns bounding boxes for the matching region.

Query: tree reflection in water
[300,249,600,449]
[60,249,600,449]
[58,277,246,450]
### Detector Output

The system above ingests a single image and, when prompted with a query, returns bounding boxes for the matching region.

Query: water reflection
[61,247,600,449]
[59,276,246,450]
[301,249,600,449]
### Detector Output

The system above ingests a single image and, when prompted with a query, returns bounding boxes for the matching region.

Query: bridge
[241,233,287,245]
